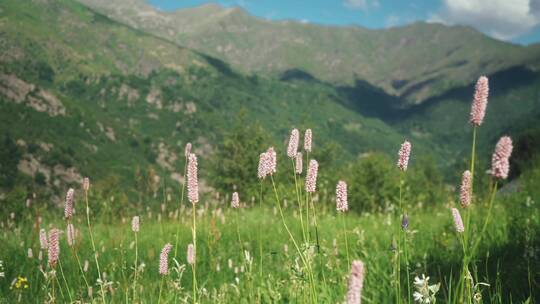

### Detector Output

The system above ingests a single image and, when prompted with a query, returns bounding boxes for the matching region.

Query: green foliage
[0,134,22,189]
[208,110,268,198]
[348,153,399,212]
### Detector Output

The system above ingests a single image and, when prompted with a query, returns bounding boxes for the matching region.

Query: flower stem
[191,204,198,304]
[85,190,107,304]
[270,176,317,303]
[174,156,188,259]
[132,232,138,302]
[292,159,307,243]
[341,213,350,266]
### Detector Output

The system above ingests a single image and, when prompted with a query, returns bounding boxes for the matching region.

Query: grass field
[1,153,538,303]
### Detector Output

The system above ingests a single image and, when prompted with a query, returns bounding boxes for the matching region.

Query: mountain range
[0,0,539,198]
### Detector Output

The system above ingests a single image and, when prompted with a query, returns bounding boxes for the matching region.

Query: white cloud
[343,0,380,11]
[385,15,401,28]
[429,0,540,41]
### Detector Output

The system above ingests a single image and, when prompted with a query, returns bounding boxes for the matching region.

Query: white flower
[413,291,424,302]
[414,274,429,287]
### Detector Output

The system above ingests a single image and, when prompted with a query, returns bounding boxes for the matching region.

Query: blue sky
[147,0,540,45]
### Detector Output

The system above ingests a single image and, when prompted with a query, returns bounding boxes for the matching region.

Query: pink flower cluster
[346,260,365,304]
[187,153,199,204]
[336,180,348,212]
[132,216,140,233]
[491,136,513,180]
[231,192,240,208]
[48,228,60,267]
[287,129,299,158]
[64,188,75,219]
[451,208,464,233]
[257,147,277,179]
[397,141,411,171]
[159,243,172,275]
[304,129,312,152]
[469,76,489,126]
[459,170,472,208]
[305,159,319,193]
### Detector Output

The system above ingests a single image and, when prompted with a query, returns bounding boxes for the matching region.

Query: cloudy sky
[148,0,540,44]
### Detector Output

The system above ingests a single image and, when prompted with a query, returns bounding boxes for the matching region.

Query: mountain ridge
[77,0,540,105]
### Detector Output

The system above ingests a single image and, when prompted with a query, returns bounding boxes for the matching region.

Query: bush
[348,153,398,212]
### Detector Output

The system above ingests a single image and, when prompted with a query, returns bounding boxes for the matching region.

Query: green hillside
[77,0,540,104]
[0,0,407,197]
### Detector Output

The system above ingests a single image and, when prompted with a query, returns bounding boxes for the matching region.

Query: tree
[208,110,268,199]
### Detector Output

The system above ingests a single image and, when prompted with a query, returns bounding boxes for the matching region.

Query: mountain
[0,0,407,197]
[76,0,540,105]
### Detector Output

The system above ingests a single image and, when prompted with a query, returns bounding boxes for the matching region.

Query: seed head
[470,76,489,126]
[305,159,319,193]
[187,153,199,204]
[336,180,348,212]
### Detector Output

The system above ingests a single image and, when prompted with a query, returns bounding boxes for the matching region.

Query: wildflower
[231,192,240,208]
[397,141,412,171]
[67,223,76,247]
[159,243,172,275]
[413,274,440,303]
[12,276,29,289]
[469,76,489,126]
[304,129,312,152]
[64,188,75,219]
[257,152,268,179]
[185,142,192,158]
[266,147,277,175]
[491,136,513,180]
[84,260,89,272]
[287,128,300,158]
[346,260,365,304]
[451,208,464,233]
[27,248,33,258]
[83,177,90,193]
[401,214,409,231]
[459,170,472,208]
[48,228,60,267]
[305,159,319,193]
[39,229,48,250]
[187,243,195,265]
[132,216,140,233]
[187,153,199,204]
[295,152,303,174]
[336,180,348,212]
